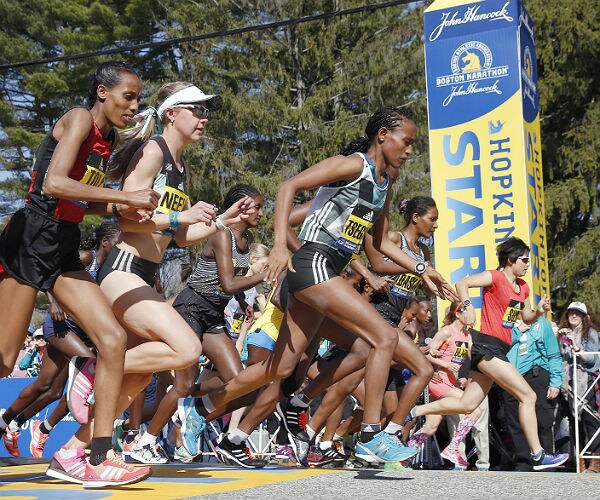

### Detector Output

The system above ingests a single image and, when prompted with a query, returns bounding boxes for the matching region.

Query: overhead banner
[424,0,549,324]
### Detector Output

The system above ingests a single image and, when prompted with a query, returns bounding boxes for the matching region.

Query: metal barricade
[572,351,600,473]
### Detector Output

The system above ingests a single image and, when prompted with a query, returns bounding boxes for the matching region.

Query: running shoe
[276,400,310,466]
[308,444,347,468]
[46,447,87,484]
[121,433,141,457]
[532,450,569,471]
[355,431,418,463]
[2,427,20,457]
[129,440,169,464]
[384,460,410,471]
[113,419,126,453]
[67,356,96,424]
[29,421,50,458]
[275,444,299,466]
[174,445,197,463]
[441,446,469,468]
[207,434,224,464]
[215,435,268,469]
[178,397,205,458]
[83,449,151,488]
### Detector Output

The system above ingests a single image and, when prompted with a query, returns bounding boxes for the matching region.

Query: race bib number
[230,315,244,334]
[156,186,188,214]
[73,152,107,208]
[451,341,469,365]
[335,205,374,254]
[390,272,423,298]
[502,300,524,328]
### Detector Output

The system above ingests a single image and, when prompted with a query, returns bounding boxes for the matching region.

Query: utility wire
[0,0,414,71]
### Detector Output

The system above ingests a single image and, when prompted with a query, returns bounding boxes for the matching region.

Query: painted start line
[0,460,333,499]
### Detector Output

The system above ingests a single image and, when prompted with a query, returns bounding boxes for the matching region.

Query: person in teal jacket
[502,316,562,471]
[18,331,46,378]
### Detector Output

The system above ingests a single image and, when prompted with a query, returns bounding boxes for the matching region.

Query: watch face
[415,262,426,274]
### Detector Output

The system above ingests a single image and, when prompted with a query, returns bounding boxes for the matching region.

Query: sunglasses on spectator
[517,256,530,264]
[173,104,210,118]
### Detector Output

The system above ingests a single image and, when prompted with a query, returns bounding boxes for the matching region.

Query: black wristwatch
[462,299,473,308]
[414,262,428,275]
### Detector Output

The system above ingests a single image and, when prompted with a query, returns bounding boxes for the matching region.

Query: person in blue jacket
[502,316,563,471]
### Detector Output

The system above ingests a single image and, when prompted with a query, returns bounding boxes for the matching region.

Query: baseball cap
[567,301,587,315]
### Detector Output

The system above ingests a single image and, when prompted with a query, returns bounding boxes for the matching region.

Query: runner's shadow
[353,470,413,480]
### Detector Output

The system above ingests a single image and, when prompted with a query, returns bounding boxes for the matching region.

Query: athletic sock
[290,392,310,408]
[89,436,113,466]
[360,423,381,443]
[306,425,316,441]
[200,395,214,416]
[531,449,544,460]
[7,421,19,433]
[228,429,249,445]
[384,421,403,435]
[449,415,476,448]
[124,430,140,444]
[319,440,333,451]
[40,420,53,434]
[138,432,157,447]
[14,413,27,427]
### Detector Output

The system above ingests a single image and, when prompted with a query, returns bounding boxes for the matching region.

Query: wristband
[168,211,180,230]
[112,202,121,218]
[215,216,227,231]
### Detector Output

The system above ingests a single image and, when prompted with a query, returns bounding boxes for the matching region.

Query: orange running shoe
[2,428,21,457]
[84,449,151,488]
[29,420,50,458]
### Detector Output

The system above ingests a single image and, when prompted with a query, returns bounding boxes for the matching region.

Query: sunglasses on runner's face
[517,256,530,264]
[174,104,210,118]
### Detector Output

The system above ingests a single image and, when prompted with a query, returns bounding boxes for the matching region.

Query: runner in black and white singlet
[193,107,456,466]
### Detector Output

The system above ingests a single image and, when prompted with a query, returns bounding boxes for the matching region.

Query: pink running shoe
[406,431,429,449]
[2,428,21,457]
[67,356,96,424]
[46,446,87,484]
[84,449,151,488]
[121,433,141,457]
[29,420,50,458]
[441,446,469,468]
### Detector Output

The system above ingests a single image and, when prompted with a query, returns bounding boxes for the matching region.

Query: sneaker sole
[128,451,168,465]
[355,445,418,464]
[440,449,468,468]
[46,461,85,485]
[83,469,151,489]
[216,447,266,469]
[66,358,89,425]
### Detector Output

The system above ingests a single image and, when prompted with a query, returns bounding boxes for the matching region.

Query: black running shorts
[96,246,158,287]
[172,286,227,336]
[286,242,352,294]
[470,331,511,372]
[385,368,406,391]
[0,206,85,291]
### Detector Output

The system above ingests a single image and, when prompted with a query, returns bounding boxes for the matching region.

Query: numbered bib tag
[156,186,188,214]
[390,273,423,298]
[335,205,374,254]
[451,341,469,365]
[79,151,107,187]
[502,300,524,328]
[230,314,244,334]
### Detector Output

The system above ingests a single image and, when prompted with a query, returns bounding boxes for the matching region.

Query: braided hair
[86,61,139,108]
[80,221,120,250]
[340,107,413,156]
[399,196,436,224]
[223,183,262,210]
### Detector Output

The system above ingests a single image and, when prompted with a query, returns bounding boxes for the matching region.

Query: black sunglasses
[174,104,210,118]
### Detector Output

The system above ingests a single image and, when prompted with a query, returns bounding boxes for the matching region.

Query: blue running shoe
[532,450,569,471]
[178,397,205,458]
[355,431,418,463]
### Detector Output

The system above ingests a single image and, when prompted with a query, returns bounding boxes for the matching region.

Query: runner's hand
[179,201,218,226]
[422,267,458,301]
[366,274,393,293]
[267,244,294,282]
[219,197,255,226]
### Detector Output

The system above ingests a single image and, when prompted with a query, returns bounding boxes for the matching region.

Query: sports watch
[414,262,428,275]
[462,299,473,308]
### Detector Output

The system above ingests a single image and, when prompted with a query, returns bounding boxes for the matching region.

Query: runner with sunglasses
[408,237,569,470]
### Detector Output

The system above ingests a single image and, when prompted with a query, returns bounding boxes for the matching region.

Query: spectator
[17,328,46,377]
[503,316,563,471]
[558,301,600,473]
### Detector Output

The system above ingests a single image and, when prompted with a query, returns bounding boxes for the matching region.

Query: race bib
[230,314,244,334]
[451,341,469,365]
[502,300,524,328]
[335,205,374,254]
[156,186,188,214]
[390,272,423,298]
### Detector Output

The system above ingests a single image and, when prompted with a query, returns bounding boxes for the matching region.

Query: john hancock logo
[435,41,509,107]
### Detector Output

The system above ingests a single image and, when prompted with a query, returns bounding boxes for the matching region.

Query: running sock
[14,413,27,427]
[199,395,215,416]
[360,423,381,443]
[7,421,19,433]
[384,421,403,435]
[228,429,249,445]
[449,415,476,448]
[407,430,429,448]
[306,425,316,441]
[319,440,333,451]
[531,449,544,460]
[124,430,140,444]
[40,420,53,434]
[138,432,157,447]
[89,437,113,466]
[290,392,310,408]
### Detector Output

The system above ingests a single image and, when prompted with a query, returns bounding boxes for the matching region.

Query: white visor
[157,86,222,118]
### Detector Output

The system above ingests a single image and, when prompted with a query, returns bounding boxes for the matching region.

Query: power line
[0,0,414,71]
